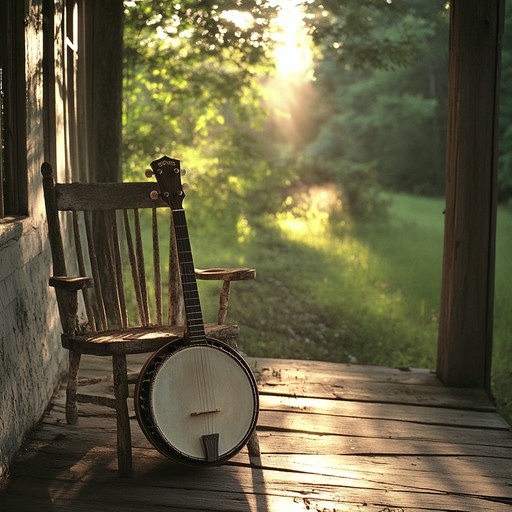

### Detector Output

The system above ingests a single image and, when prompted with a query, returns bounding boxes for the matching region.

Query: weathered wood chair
[41,162,257,477]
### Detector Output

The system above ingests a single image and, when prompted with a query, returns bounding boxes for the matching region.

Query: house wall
[0,1,68,479]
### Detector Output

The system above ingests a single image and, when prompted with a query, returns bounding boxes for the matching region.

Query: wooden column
[84,0,124,325]
[437,0,504,390]
[88,0,123,183]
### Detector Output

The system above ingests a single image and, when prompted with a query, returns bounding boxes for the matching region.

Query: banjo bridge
[190,408,221,417]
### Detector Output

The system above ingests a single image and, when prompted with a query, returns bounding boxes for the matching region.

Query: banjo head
[135,338,259,465]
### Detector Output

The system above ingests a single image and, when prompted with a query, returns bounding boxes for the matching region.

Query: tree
[304,0,420,70]
[304,1,449,200]
[121,0,452,224]
[123,0,277,177]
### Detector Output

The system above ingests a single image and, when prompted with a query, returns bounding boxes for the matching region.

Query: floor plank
[1,356,511,512]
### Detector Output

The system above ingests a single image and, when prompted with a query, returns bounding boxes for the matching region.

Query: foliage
[304,0,420,70]
[123,0,277,178]
[493,203,512,424]
[122,0,445,222]
[297,156,390,221]
[304,1,449,198]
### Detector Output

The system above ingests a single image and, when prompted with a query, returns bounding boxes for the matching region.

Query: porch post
[437,0,504,390]
[86,0,124,183]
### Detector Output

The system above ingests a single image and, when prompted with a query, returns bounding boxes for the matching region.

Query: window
[0,0,27,218]
[60,0,91,182]
[43,0,92,184]
[64,0,80,179]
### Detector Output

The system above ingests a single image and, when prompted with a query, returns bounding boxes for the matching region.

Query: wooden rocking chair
[41,162,258,477]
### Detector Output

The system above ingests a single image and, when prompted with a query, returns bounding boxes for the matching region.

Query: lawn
[192,192,444,368]
[141,191,512,424]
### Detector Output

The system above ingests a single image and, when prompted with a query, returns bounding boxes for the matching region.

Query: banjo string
[205,343,215,436]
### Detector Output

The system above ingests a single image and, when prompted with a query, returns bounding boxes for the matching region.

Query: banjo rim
[135,337,259,466]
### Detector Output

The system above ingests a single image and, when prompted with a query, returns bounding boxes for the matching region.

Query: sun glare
[221,0,314,79]
[275,185,342,241]
[272,0,313,79]
[221,9,254,31]
[263,1,315,145]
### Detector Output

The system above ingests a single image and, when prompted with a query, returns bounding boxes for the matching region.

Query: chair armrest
[49,276,93,291]
[195,268,256,281]
[48,277,92,335]
[195,268,255,325]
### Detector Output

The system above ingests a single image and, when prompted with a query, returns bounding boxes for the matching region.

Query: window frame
[0,0,28,219]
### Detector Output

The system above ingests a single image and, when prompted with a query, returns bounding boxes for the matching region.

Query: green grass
[137,192,512,424]
[191,192,444,368]
[492,205,512,424]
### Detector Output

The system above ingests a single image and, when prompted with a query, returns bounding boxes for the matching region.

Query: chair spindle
[109,210,128,328]
[152,208,163,325]
[85,210,108,331]
[72,211,96,331]
[134,209,150,325]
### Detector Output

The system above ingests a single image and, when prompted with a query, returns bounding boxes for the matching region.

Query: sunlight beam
[272,0,314,80]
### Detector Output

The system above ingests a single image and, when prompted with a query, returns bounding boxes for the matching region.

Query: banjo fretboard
[172,208,206,341]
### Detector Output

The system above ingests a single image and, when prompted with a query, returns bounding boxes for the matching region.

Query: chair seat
[61,323,240,356]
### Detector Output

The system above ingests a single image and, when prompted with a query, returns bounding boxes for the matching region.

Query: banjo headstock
[147,155,186,210]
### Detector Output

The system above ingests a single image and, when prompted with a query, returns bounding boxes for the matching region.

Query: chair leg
[65,351,81,424]
[247,431,260,457]
[112,354,133,477]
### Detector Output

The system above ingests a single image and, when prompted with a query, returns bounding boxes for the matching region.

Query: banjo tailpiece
[202,433,220,462]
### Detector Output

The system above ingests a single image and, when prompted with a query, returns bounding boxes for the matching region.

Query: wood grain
[437,0,504,389]
[1,357,511,511]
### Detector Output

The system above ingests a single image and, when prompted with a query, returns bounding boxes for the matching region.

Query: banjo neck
[171,207,206,341]
[147,155,206,341]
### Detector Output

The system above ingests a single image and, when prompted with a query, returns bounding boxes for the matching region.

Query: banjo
[135,155,259,466]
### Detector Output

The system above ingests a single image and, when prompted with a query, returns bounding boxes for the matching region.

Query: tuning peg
[150,190,159,201]
[181,168,187,176]
[145,169,153,178]
[182,183,190,191]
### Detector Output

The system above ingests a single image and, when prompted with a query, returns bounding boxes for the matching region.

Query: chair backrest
[42,162,184,332]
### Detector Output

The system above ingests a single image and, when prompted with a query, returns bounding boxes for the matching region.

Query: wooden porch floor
[1,355,512,511]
